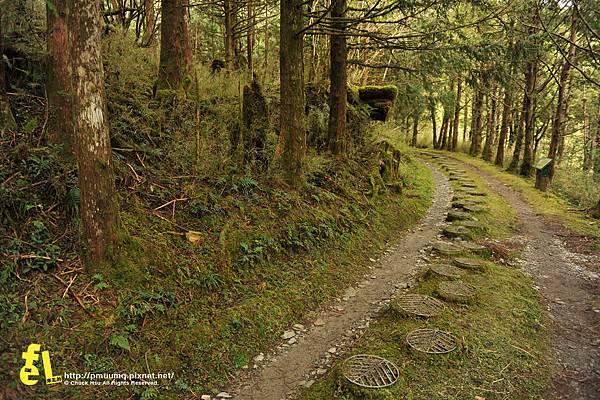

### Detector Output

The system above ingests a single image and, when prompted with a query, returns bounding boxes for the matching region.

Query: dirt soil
[226,163,453,400]
[448,156,600,400]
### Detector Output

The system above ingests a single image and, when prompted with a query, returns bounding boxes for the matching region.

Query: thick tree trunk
[451,78,462,151]
[157,0,192,90]
[536,8,577,191]
[327,0,348,154]
[520,57,538,177]
[482,84,498,162]
[495,89,512,166]
[46,0,73,147]
[69,0,118,264]
[469,91,484,156]
[279,0,306,186]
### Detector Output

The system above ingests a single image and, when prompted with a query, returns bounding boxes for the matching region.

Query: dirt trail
[446,156,600,400]
[227,163,452,400]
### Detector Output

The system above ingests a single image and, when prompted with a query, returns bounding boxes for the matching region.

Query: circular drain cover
[406,329,457,354]
[392,294,446,317]
[430,264,464,279]
[342,354,400,388]
[438,280,476,302]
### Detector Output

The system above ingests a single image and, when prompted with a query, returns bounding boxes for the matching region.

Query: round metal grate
[391,294,446,317]
[406,328,457,354]
[429,264,464,279]
[438,280,476,303]
[341,354,400,388]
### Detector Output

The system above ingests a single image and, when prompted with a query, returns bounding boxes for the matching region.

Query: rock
[316,368,327,375]
[432,240,463,256]
[302,380,315,388]
[369,257,376,262]
[314,318,325,326]
[293,323,305,331]
[453,257,486,271]
[442,225,470,239]
[253,353,265,363]
[288,338,297,345]
[201,396,211,400]
[328,347,337,354]
[282,330,296,340]
[216,392,232,399]
[446,210,472,222]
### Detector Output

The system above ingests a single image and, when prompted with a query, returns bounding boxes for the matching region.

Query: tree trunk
[142,0,156,46]
[508,89,527,172]
[469,90,484,156]
[520,56,539,177]
[224,0,236,70]
[495,89,512,166]
[429,99,437,149]
[451,78,462,151]
[536,7,577,191]
[327,0,347,154]
[583,96,592,171]
[279,0,306,186]
[46,0,73,148]
[0,10,16,134]
[411,115,419,147]
[157,0,192,90]
[247,1,254,73]
[482,83,498,162]
[69,0,118,264]
[594,97,600,177]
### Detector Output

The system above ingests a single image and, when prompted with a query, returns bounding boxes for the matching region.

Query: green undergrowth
[438,151,600,251]
[303,154,550,400]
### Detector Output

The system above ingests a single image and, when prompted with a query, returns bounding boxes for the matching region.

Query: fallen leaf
[186,231,203,244]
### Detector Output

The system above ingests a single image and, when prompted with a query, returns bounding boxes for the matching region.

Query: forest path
[443,155,600,400]
[227,162,453,400]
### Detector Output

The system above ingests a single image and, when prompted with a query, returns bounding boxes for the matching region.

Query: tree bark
[279,0,306,186]
[327,0,347,154]
[142,0,156,46]
[411,115,419,147]
[157,0,192,90]
[224,0,236,70]
[0,10,16,134]
[247,0,254,73]
[429,98,437,149]
[469,90,484,156]
[46,0,73,148]
[495,89,512,166]
[68,0,118,264]
[482,83,498,161]
[536,7,577,191]
[451,78,462,151]
[520,57,538,177]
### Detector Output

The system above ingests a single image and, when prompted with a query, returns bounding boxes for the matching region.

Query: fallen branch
[52,273,96,317]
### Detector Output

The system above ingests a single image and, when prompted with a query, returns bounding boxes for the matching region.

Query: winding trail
[228,163,453,400]
[443,155,600,400]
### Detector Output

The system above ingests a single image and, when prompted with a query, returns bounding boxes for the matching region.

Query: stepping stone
[453,257,486,271]
[460,183,477,189]
[442,225,470,239]
[432,241,463,256]
[463,204,486,213]
[437,280,476,303]
[467,190,487,196]
[456,220,486,230]
[461,242,487,253]
[429,264,465,279]
[446,210,473,222]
